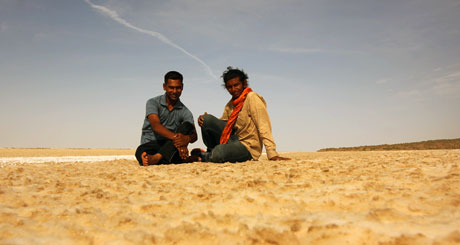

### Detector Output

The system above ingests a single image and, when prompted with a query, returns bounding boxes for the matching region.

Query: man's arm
[148,113,176,140]
[248,94,290,161]
[173,128,197,148]
[149,113,196,155]
[149,113,197,145]
[189,129,198,143]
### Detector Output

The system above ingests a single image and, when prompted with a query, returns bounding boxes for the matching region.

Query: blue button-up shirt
[140,94,194,144]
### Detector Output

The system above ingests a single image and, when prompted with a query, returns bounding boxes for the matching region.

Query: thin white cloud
[268,46,364,55]
[33,32,48,41]
[0,22,8,32]
[375,78,391,85]
[394,64,460,101]
[422,64,460,98]
[433,69,460,97]
[83,0,217,79]
[269,47,325,54]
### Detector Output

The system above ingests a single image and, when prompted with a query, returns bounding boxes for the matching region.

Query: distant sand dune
[318,138,460,151]
[1,149,459,244]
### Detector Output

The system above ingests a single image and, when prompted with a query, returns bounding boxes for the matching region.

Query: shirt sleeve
[183,108,195,125]
[247,93,279,159]
[145,98,159,118]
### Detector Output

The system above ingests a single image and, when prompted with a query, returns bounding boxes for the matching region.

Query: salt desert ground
[1,148,459,244]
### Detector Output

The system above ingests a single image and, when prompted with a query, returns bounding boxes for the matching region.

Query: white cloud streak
[433,70,460,97]
[394,64,460,101]
[269,47,325,54]
[0,22,8,32]
[84,0,217,79]
[268,46,364,55]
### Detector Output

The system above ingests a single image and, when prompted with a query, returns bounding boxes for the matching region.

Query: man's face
[163,79,183,103]
[225,77,247,99]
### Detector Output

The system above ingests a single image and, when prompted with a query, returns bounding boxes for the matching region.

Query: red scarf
[220,87,253,144]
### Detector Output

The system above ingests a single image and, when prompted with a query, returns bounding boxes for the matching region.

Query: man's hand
[270,156,291,161]
[174,134,190,160]
[198,112,207,127]
[173,133,190,148]
[177,146,189,160]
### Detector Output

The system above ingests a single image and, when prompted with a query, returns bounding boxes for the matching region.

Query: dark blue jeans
[135,122,195,165]
[201,114,252,163]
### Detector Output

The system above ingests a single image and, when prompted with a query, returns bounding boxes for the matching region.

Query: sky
[1,0,459,152]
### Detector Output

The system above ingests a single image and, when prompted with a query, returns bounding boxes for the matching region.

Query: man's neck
[166,96,177,111]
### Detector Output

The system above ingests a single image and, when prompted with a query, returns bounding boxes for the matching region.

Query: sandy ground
[0,149,459,244]
[0,148,135,157]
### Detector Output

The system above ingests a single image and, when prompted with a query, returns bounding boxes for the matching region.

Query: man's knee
[135,145,145,166]
[176,121,195,135]
[202,114,220,128]
[210,145,226,163]
[135,141,163,166]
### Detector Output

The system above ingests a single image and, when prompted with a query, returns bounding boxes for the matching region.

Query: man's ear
[163,83,166,91]
[243,80,248,88]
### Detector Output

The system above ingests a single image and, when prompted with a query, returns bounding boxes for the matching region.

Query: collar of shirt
[159,93,184,110]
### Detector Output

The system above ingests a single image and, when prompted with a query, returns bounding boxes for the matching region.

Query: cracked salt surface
[0,155,135,166]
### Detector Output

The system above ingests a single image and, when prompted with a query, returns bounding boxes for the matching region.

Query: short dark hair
[164,71,183,83]
[221,66,248,85]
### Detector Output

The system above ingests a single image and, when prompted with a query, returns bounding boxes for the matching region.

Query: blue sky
[1,0,459,152]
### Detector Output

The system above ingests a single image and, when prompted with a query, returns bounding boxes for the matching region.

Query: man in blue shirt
[135,71,198,166]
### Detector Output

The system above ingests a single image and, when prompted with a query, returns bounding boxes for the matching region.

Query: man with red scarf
[195,67,290,162]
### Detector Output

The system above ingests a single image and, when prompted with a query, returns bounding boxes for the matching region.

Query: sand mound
[1,150,459,244]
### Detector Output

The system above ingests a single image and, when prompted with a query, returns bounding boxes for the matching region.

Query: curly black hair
[221,66,249,85]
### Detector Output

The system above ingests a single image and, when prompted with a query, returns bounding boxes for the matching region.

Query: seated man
[195,67,290,163]
[135,71,197,166]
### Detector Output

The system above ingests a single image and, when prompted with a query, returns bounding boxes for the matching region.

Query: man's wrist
[266,149,278,160]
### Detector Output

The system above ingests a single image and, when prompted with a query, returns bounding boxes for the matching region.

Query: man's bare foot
[181,155,200,163]
[191,148,208,162]
[141,152,162,166]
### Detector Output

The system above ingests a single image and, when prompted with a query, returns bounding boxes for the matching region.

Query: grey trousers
[201,114,252,163]
[135,122,195,165]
